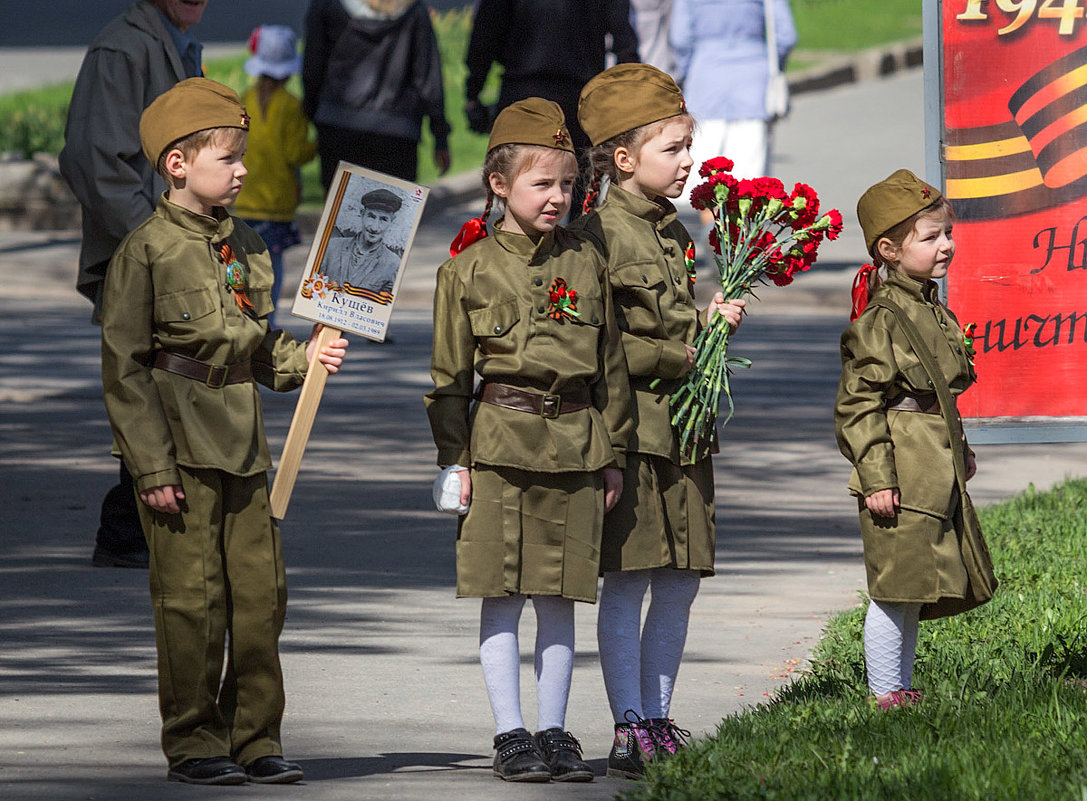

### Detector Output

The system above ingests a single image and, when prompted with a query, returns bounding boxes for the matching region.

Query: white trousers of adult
[689,117,770,184]
[864,600,922,696]
[479,594,575,735]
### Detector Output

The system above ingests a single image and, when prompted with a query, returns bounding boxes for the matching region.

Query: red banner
[943,1,1087,418]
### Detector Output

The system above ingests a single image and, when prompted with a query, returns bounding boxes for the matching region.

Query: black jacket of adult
[302,0,450,147]
[465,0,639,103]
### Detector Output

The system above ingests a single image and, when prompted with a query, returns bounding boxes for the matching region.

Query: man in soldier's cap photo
[321,187,405,295]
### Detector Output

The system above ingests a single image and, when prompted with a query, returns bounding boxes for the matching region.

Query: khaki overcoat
[835,270,978,610]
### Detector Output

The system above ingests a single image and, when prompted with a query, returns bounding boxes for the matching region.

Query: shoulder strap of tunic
[869,298,968,493]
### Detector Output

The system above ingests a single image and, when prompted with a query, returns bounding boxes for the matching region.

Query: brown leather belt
[477,382,591,419]
[152,351,253,388]
[886,391,940,414]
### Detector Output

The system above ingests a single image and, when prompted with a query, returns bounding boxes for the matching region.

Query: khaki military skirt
[456,465,604,602]
[601,452,716,576]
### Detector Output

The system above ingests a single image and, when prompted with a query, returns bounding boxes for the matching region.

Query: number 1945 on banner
[958,0,1087,36]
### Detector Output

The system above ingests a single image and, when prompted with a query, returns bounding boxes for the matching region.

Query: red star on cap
[554,129,566,146]
[240,112,251,127]
[921,187,930,199]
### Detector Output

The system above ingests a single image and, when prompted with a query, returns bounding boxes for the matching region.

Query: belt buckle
[205,364,229,388]
[541,393,561,418]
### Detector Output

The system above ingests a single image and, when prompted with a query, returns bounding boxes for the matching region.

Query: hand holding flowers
[664,157,843,456]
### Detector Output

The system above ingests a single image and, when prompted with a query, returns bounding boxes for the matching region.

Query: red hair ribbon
[449,217,488,257]
[850,263,877,321]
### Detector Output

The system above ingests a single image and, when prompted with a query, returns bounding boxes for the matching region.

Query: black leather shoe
[534,728,593,782]
[167,757,246,785]
[245,755,304,784]
[91,545,149,569]
[492,728,550,782]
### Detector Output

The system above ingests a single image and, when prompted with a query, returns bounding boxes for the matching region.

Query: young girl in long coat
[836,168,996,709]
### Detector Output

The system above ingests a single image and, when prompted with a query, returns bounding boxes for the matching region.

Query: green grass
[622,478,1087,801]
[791,0,923,52]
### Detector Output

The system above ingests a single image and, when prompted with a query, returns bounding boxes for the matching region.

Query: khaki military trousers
[135,466,287,768]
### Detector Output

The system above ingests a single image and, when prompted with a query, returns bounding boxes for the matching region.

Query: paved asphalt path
[2,68,1086,800]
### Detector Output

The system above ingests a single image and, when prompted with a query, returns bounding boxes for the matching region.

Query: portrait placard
[290,162,428,341]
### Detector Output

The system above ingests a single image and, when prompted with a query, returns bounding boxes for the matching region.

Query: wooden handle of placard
[269,326,340,519]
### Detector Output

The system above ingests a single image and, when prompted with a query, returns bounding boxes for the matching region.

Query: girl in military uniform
[574,64,745,779]
[836,169,994,709]
[424,98,631,783]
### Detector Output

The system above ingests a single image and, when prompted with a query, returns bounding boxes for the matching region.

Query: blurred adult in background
[630,0,675,76]
[463,0,639,155]
[303,0,451,189]
[671,0,796,201]
[59,0,209,569]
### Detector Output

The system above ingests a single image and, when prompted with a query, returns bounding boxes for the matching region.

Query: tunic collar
[605,184,679,231]
[491,220,556,263]
[155,194,235,244]
[882,267,940,304]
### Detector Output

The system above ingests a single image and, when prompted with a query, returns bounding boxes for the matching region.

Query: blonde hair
[156,126,248,179]
[580,113,695,212]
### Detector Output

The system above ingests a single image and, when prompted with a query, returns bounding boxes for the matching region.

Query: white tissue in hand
[433,465,469,515]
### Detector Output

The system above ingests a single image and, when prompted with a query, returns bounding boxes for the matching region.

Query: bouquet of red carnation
[665,157,843,456]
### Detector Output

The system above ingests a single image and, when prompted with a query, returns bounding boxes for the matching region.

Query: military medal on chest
[546,277,580,320]
[218,242,255,314]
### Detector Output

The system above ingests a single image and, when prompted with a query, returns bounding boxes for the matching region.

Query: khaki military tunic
[425,224,631,601]
[101,196,308,766]
[102,197,309,491]
[575,186,717,576]
[835,269,977,614]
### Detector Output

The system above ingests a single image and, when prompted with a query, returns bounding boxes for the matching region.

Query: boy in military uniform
[100,77,348,785]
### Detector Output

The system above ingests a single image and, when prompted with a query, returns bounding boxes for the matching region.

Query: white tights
[863,600,921,696]
[597,568,701,723]
[479,594,574,735]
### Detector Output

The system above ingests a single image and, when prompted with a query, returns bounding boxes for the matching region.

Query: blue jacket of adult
[670,0,797,122]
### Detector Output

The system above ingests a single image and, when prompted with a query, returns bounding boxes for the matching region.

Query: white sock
[480,595,527,734]
[532,595,575,731]
[640,568,700,719]
[598,570,652,723]
[864,600,922,696]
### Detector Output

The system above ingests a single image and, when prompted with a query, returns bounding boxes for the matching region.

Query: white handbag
[764,0,790,121]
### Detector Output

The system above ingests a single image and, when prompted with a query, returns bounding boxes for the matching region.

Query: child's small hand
[965,451,977,481]
[603,467,623,512]
[140,484,185,514]
[865,488,900,518]
[683,344,696,371]
[306,324,349,374]
[707,293,746,332]
[455,468,471,507]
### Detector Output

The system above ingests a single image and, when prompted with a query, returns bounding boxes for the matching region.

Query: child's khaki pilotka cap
[857,169,943,257]
[577,63,687,146]
[139,77,251,165]
[487,98,574,154]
